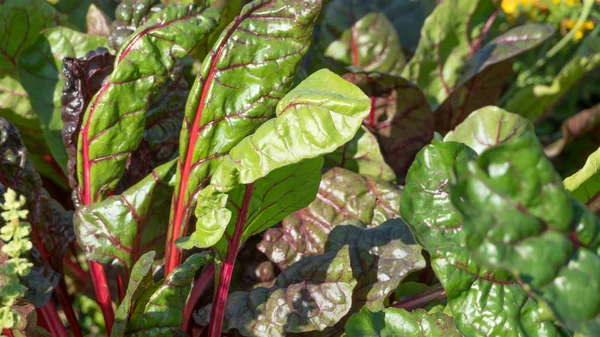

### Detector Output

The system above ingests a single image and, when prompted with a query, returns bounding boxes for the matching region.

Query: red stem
[89,261,114,334]
[63,255,89,282]
[182,264,216,333]
[40,301,69,337]
[2,329,14,337]
[207,184,253,337]
[367,95,377,127]
[392,284,446,310]
[117,273,125,303]
[469,10,499,58]
[57,280,83,337]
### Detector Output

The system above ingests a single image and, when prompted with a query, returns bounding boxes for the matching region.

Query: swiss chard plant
[1,0,600,337]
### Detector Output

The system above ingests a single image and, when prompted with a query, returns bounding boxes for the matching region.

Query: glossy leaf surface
[345,307,460,337]
[343,71,434,179]
[401,0,496,108]
[74,160,176,271]
[211,69,370,189]
[61,47,115,190]
[18,27,109,174]
[324,127,396,182]
[434,24,555,133]
[195,246,356,337]
[443,106,533,154]
[170,0,323,253]
[451,133,600,335]
[258,167,401,269]
[77,4,218,204]
[111,252,213,337]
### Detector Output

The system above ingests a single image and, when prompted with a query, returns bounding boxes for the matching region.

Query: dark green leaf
[345,307,460,337]
[443,106,533,154]
[324,127,396,182]
[169,0,323,252]
[317,4,405,74]
[195,245,356,337]
[0,0,65,76]
[111,252,213,337]
[258,167,401,269]
[342,71,434,179]
[451,132,600,335]
[433,24,555,133]
[50,0,92,31]
[77,4,218,204]
[401,0,496,109]
[108,0,163,51]
[18,27,109,175]
[74,160,176,271]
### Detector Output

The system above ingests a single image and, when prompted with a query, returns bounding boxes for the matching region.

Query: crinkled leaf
[343,71,433,179]
[185,158,323,254]
[324,126,396,182]
[443,106,534,154]
[317,3,405,74]
[195,246,356,337]
[564,146,600,212]
[18,27,109,175]
[61,47,115,190]
[401,0,496,109]
[324,221,425,312]
[86,4,111,37]
[108,0,163,52]
[111,252,213,337]
[451,133,600,335]
[211,69,370,189]
[0,75,40,132]
[0,0,64,76]
[400,140,476,252]
[345,307,460,337]
[190,0,244,61]
[168,0,323,251]
[432,248,562,337]
[0,117,72,306]
[258,167,401,270]
[402,135,563,337]
[434,24,555,133]
[546,104,600,158]
[74,160,176,271]
[77,4,218,204]
[504,37,600,121]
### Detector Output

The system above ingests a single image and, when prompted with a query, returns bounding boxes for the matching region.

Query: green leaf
[345,307,461,337]
[7,302,50,337]
[400,140,477,252]
[0,75,40,132]
[443,106,534,154]
[432,248,562,337]
[51,0,92,31]
[108,0,164,52]
[324,221,425,312]
[504,37,600,121]
[401,0,496,109]
[451,133,600,335]
[0,0,65,76]
[182,158,323,251]
[74,160,176,271]
[564,146,600,211]
[342,71,434,179]
[317,5,405,74]
[18,26,108,174]
[111,252,213,337]
[433,24,555,134]
[195,245,356,337]
[325,126,396,182]
[170,0,323,250]
[86,4,111,37]
[77,4,218,204]
[258,167,401,270]
[211,69,370,189]
[402,135,564,337]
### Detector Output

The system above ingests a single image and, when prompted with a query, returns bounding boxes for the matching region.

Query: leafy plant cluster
[0,0,599,336]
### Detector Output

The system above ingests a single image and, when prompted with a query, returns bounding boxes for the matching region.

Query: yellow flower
[561,18,595,40]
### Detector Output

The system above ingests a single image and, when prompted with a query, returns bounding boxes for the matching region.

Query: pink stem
[182,264,216,333]
[89,261,114,334]
[207,184,254,337]
[392,284,446,310]
[39,301,69,337]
